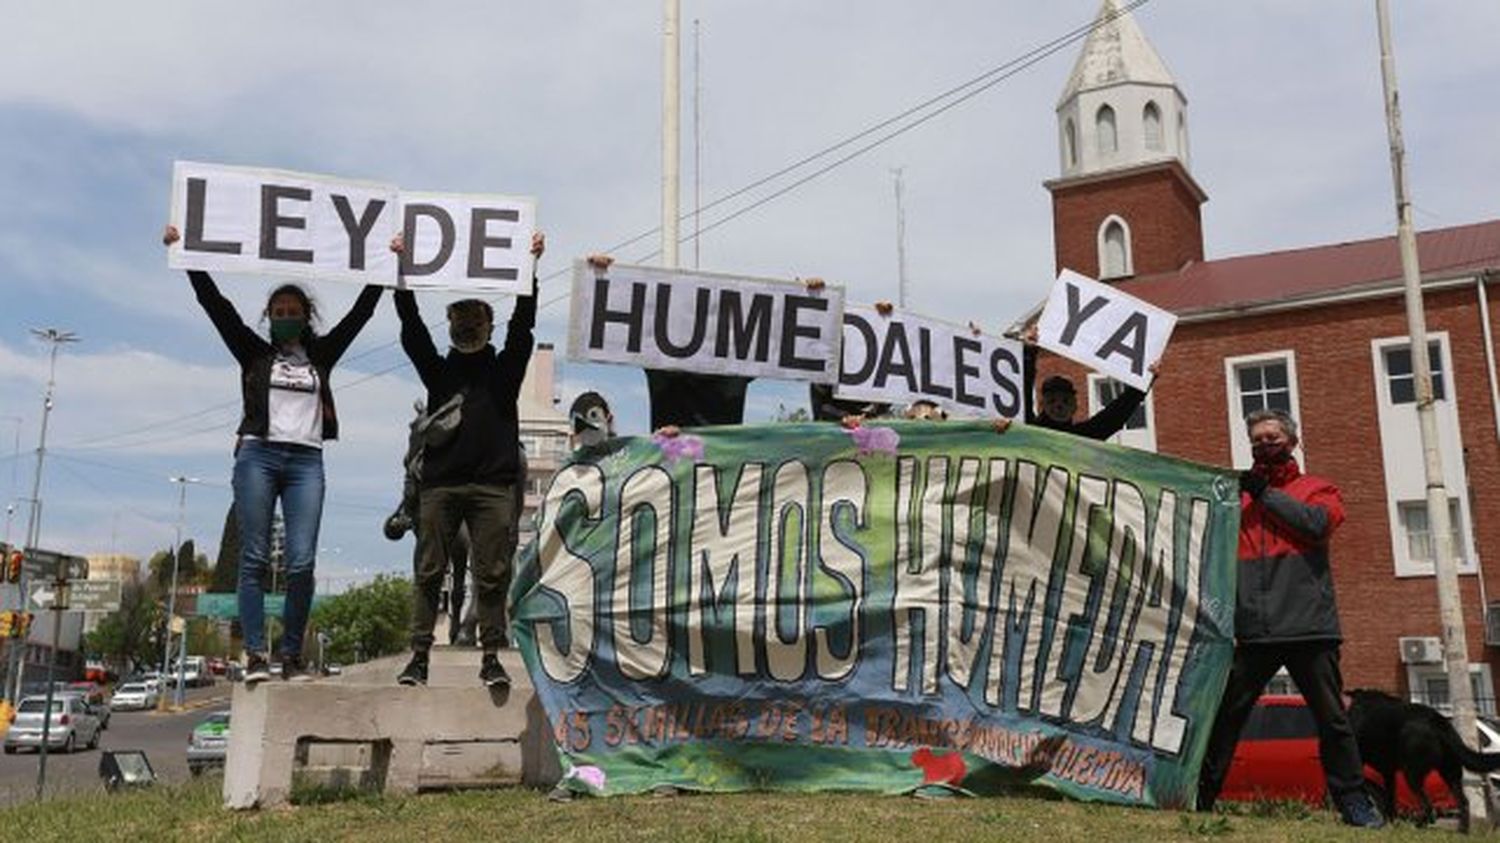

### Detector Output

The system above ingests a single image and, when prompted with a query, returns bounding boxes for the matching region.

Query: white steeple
[1056,0,1189,179]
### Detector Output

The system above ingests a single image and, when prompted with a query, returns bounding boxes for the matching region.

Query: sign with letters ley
[835,306,1026,418]
[1035,269,1177,391]
[167,161,536,294]
[567,261,845,384]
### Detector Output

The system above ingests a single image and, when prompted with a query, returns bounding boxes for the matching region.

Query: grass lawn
[1,778,1461,842]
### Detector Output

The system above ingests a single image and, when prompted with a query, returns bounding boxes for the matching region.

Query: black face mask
[1252,442,1293,465]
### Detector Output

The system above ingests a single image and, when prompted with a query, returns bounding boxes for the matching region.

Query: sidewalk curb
[147,695,231,716]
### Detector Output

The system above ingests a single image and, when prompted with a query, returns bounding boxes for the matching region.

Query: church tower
[1048,0,1206,280]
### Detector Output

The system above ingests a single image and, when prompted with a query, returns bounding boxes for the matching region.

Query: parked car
[109,682,159,712]
[186,711,230,775]
[60,692,111,731]
[1219,693,1500,819]
[3,695,104,754]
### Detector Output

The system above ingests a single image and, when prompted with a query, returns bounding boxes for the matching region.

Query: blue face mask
[270,317,306,344]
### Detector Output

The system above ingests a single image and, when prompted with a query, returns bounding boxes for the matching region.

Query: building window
[1098,216,1131,278]
[1094,378,1147,430]
[1235,360,1292,419]
[1143,102,1163,151]
[1383,340,1446,404]
[1065,119,1078,167]
[1398,498,1467,566]
[1096,105,1117,155]
[1407,663,1496,716]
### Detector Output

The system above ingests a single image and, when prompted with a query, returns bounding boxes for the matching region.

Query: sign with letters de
[567,261,845,384]
[514,421,1240,804]
[1035,270,1177,391]
[836,306,1026,419]
[167,161,536,294]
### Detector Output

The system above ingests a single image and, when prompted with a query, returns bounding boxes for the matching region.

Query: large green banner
[513,421,1238,806]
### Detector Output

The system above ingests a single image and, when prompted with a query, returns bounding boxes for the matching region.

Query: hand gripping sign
[1035,269,1177,391]
[167,161,536,294]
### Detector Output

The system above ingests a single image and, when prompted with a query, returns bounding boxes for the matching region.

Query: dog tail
[1440,722,1500,773]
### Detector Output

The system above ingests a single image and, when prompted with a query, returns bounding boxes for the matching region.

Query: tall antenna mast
[891,167,909,308]
[693,18,703,269]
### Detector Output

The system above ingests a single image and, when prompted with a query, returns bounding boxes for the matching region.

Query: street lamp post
[158,475,199,711]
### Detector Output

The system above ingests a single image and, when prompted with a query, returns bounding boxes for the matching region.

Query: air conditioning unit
[1487,604,1500,647]
[1399,636,1443,665]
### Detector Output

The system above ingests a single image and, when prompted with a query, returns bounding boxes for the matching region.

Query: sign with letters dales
[835,306,1026,419]
[513,421,1239,805]
[1035,269,1177,391]
[167,161,536,294]
[567,261,845,384]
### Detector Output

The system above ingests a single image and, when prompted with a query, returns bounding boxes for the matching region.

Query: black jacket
[1021,343,1146,440]
[395,281,536,488]
[189,271,382,442]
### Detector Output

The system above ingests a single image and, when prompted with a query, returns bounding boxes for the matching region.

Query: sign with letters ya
[836,306,1026,419]
[1035,270,1177,391]
[567,261,845,384]
[166,161,536,294]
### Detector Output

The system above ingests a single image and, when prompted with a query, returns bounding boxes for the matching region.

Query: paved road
[0,683,232,805]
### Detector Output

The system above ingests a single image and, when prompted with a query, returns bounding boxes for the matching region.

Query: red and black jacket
[1236,459,1346,643]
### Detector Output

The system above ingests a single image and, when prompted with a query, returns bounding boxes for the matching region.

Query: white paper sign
[167,161,536,293]
[835,306,1026,418]
[1035,269,1177,390]
[568,261,845,384]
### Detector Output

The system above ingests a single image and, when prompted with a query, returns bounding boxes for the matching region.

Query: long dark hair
[261,283,321,343]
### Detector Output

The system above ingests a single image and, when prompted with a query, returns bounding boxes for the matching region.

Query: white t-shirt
[262,348,324,448]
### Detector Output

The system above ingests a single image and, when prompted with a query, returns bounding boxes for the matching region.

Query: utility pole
[1375,0,1486,830]
[159,475,198,711]
[891,168,910,308]
[662,0,681,270]
[9,329,77,707]
[2,416,19,549]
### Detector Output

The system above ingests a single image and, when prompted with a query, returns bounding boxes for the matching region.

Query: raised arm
[165,225,265,365]
[319,285,385,365]
[496,231,543,381]
[393,290,444,388]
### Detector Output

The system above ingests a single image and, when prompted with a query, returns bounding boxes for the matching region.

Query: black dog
[1347,688,1500,826]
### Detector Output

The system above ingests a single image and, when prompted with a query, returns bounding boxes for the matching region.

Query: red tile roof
[1112,219,1500,316]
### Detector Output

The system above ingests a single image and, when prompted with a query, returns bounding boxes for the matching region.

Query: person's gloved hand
[1239,470,1269,498]
[383,511,413,541]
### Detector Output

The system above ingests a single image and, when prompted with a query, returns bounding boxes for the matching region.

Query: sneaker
[397,653,429,687]
[281,656,315,683]
[1335,791,1385,829]
[244,653,271,686]
[479,653,510,688]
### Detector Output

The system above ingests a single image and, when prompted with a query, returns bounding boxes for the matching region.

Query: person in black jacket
[1020,326,1153,440]
[163,225,383,685]
[390,231,545,688]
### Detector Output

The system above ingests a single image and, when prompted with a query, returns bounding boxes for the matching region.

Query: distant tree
[185,617,229,658]
[210,505,240,593]
[148,541,211,590]
[308,576,412,664]
[84,580,162,675]
[772,403,811,423]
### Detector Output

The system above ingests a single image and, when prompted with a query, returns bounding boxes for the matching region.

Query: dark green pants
[412,483,517,652]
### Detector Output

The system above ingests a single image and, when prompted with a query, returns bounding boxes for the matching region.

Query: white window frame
[1406,662,1496,717]
[1064,118,1078,168]
[1096,104,1117,156]
[1086,372,1157,452]
[1395,497,1474,574]
[1096,215,1133,279]
[1143,101,1163,151]
[1222,350,1303,470]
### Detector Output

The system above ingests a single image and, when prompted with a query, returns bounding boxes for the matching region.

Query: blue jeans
[233,439,325,657]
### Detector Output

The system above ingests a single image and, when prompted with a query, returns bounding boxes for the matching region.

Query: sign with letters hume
[1035,270,1177,391]
[513,421,1239,805]
[167,161,536,293]
[567,261,846,384]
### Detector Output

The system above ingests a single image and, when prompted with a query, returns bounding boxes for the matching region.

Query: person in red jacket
[1195,408,1383,827]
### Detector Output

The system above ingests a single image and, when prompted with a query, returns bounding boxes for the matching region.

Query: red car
[1219,694,1459,818]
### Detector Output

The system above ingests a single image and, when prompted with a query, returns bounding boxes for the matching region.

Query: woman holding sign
[163,225,384,685]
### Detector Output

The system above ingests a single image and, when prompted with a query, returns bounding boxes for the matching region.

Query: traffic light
[4,550,21,583]
[0,612,12,638]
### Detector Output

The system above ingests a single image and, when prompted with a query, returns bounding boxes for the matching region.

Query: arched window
[1099,217,1132,278]
[1177,112,1188,160]
[1065,119,1078,168]
[1143,102,1163,151]
[1096,105,1117,155]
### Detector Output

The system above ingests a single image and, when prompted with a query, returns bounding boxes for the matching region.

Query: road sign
[21,549,88,581]
[29,580,122,612]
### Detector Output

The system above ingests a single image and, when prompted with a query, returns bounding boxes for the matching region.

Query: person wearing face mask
[390,231,545,688]
[1018,326,1153,440]
[162,224,384,685]
[568,391,616,451]
[1195,408,1383,828]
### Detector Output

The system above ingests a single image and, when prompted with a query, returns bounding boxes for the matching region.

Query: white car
[109,682,159,712]
[4,695,103,754]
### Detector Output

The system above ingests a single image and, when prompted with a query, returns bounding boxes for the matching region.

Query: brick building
[1032,1,1500,711]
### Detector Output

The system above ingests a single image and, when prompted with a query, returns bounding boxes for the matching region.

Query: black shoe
[244,653,271,686]
[398,653,429,687]
[281,656,314,683]
[479,654,510,688]
[1335,791,1385,829]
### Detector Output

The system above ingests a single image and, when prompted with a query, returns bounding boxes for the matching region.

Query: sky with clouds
[2,1,1497,589]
